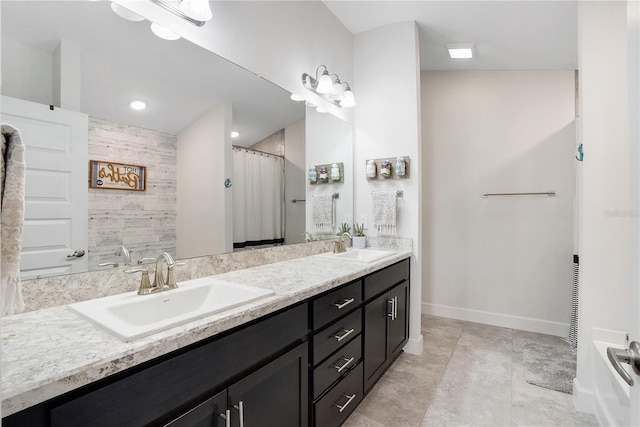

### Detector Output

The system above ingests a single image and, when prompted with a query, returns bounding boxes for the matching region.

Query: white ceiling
[2,1,578,142]
[324,1,578,71]
[1,1,305,146]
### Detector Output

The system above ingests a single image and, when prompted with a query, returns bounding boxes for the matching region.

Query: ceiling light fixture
[148,0,212,26]
[130,100,147,110]
[446,43,476,59]
[302,65,356,108]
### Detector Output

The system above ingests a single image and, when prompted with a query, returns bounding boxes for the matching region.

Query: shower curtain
[232,148,284,249]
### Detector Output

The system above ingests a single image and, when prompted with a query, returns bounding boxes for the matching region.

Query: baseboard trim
[403,334,423,356]
[422,302,570,337]
[573,377,595,415]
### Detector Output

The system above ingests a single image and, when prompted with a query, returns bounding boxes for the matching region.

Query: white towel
[312,194,335,233]
[1,124,26,316]
[372,191,397,235]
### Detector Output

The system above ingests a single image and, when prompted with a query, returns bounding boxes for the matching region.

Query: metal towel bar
[482,191,556,198]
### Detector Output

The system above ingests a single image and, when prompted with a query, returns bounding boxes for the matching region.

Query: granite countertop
[1,249,412,417]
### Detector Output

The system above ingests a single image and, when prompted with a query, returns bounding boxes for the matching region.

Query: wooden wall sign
[89,160,146,191]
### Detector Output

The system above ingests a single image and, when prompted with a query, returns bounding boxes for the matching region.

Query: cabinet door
[228,343,309,427]
[164,390,228,427]
[363,292,390,392]
[388,281,409,361]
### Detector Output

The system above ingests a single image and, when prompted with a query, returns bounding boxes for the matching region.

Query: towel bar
[482,191,556,197]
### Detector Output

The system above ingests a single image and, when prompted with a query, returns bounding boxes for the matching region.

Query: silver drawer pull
[334,328,355,342]
[219,409,231,427]
[334,298,355,310]
[333,356,355,373]
[387,299,395,319]
[335,394,356,413]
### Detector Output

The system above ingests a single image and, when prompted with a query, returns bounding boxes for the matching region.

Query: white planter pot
[352,236,366,249]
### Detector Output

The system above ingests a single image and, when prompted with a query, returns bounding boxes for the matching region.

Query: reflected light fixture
[150,22,181,40]
[302,65,356,108]
[230,131,240,138]
[447,43,475,59]
[148,0,212,26]
[111,3,144,21]
[290,93,305,102]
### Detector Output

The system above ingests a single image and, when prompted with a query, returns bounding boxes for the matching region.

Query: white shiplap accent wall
[87,117,177,267]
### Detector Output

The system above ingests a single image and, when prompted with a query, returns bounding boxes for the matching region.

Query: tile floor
[343,315,599,427]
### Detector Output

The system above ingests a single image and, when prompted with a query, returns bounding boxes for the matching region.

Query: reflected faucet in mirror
[116,246,132,266]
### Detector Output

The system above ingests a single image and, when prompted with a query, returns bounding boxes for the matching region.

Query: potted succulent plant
[352,223,366,249]
[336,223,351,236]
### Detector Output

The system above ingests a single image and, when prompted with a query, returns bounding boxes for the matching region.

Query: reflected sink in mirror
[68,278,274,342]
[318,248,395,263]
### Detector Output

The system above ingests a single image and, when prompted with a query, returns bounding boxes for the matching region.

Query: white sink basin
[319,248,395,263]
[68,278,274,342]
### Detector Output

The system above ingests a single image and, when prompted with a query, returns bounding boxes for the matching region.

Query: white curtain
[233,148,284,248]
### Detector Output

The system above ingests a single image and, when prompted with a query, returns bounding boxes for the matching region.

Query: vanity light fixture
[302,65,356,108]
[290,93,305,102]
[148,0,212,26]
[110,2,144,21]
[150,22,181,40]
[447,43,476,59]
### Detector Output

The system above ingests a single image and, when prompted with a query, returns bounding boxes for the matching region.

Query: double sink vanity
[1,246,412,426]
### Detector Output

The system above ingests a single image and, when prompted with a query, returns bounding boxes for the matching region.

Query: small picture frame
[89,160,146,191]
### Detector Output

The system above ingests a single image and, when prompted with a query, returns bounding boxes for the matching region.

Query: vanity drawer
[364,258,409,300]
[313,308,362,364]
[313,279,362,330]
[313,362,363,427]
[313,334,361,399]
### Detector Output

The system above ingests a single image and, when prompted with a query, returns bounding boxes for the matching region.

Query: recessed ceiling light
[231,131,240,138]
[446,43,476,59]
[130,100,147,110]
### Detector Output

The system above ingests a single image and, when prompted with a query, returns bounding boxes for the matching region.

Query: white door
[629,1,640,425]
[0,96,88,279]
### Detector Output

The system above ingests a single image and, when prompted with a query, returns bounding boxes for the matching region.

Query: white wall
[1,38,53,105]
[285,118,306,244]
[177,102,233,258]
[353,22,423,354]
[574,1,630,407]
[115,0,354,122]
[421,71,576,336]
[306,108,353,234]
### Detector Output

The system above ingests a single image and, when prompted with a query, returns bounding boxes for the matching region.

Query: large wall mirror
[1,1,353,280]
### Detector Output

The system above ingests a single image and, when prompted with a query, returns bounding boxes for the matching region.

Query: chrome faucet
[125,252,185,295]
[115,245,132,266]
[153,252,178,289]
[333,232,352,254]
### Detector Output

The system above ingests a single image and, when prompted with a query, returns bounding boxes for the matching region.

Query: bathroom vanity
[1,251,411,427]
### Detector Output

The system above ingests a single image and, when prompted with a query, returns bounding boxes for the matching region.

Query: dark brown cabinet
[363,260,410,393]
[3,258,411,427]
[166,343,308,427]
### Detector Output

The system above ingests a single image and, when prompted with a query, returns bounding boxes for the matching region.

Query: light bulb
[150,22,181,41]
[316,71,334,94]
[110,2,144,22]
[340,89,356,108]
[180,0,213,22]
[230,131,240,138]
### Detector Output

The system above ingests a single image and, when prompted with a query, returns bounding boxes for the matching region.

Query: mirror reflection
[0,1,355,280]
